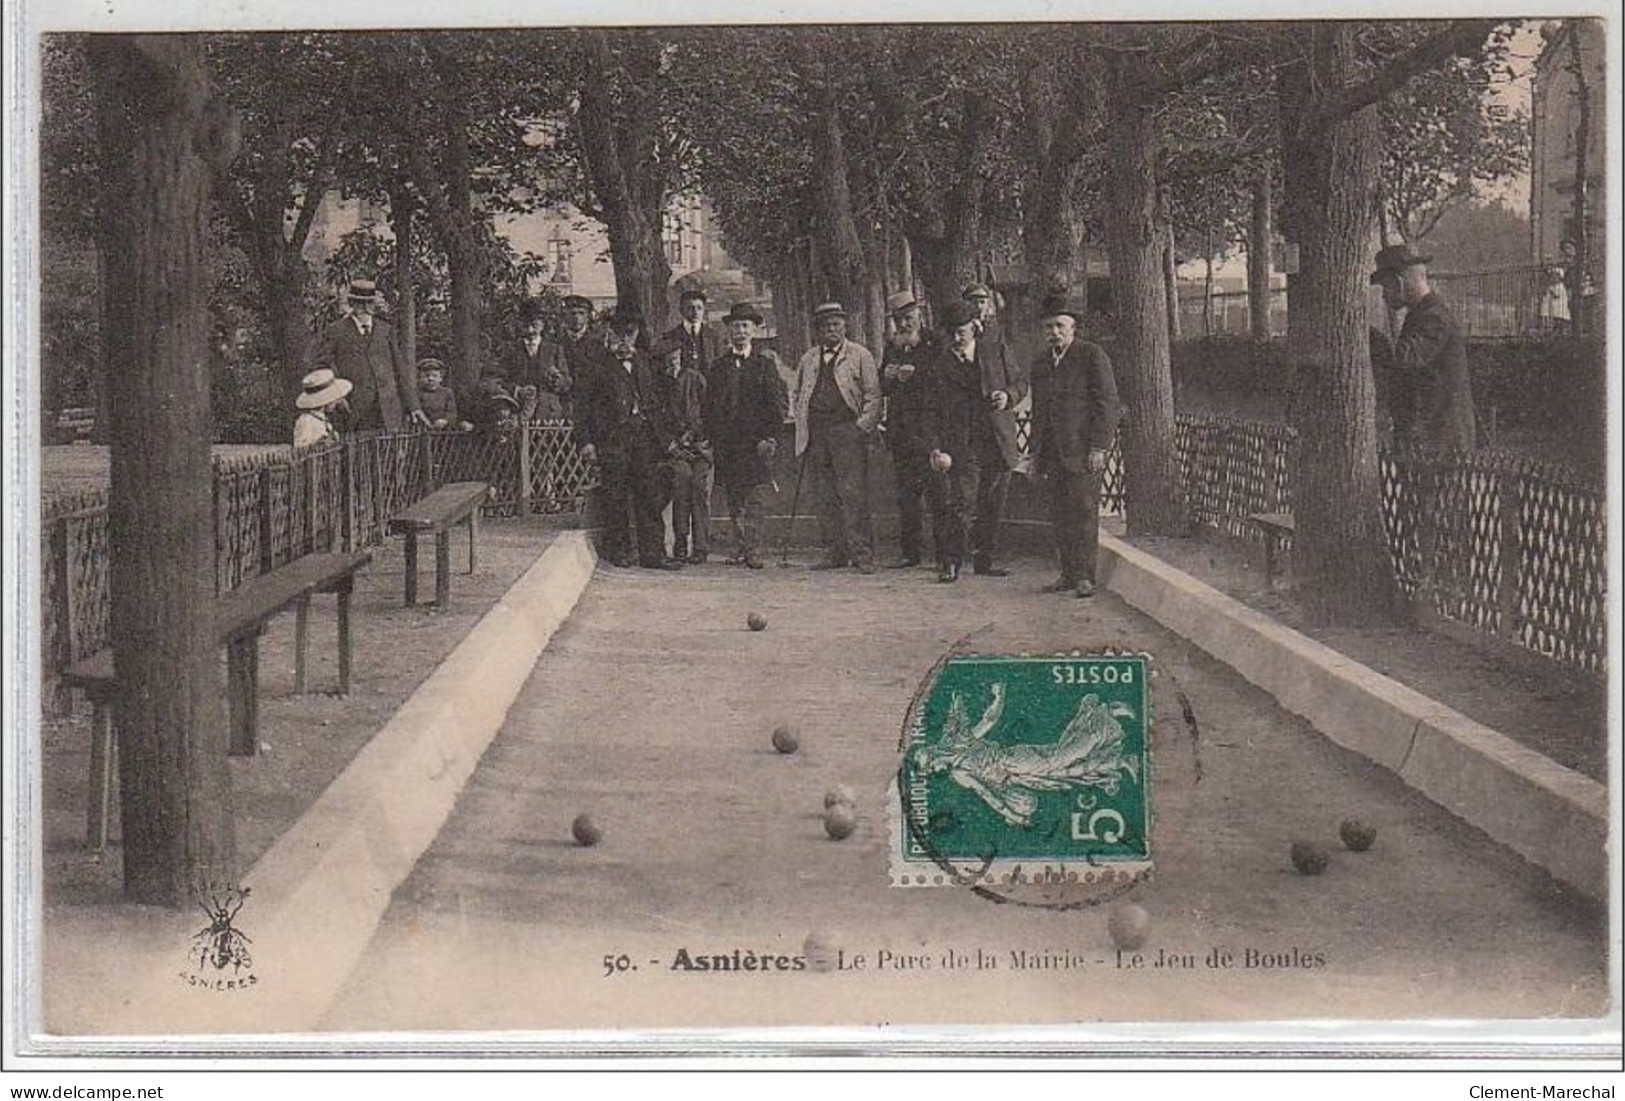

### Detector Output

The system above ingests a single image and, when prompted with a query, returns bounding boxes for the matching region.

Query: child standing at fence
[417,358,468,430]
[293,368,352,448]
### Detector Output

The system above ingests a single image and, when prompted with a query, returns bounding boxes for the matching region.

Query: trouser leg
[891,444,925,562]
[825,418,873,567]
[934,466,978,567]
[669,457,694,557]
[972,467,1011,566]
[690,455,713,555]
[808,424,847,564]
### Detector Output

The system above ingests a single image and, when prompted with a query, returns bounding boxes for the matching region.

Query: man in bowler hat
[1369,244,1476,453]
[1028,292,1120,598]
[704,302,788,568]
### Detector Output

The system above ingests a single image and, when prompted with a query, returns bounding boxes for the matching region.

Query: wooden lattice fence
[41,424,598,697]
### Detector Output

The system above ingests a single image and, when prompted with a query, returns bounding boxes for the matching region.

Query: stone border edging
[106,530,598,1036]
[1098,533,1607,902]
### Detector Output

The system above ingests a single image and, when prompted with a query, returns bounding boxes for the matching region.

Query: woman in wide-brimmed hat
[292,368,353,448]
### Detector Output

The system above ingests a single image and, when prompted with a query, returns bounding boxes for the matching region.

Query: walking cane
[779,446,810,567]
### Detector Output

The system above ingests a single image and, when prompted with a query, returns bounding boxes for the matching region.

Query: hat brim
[297,377,353,409]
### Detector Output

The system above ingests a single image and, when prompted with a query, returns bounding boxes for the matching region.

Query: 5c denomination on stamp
[892,653,1152,892]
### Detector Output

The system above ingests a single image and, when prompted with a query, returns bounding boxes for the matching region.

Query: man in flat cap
[879,290,938,569]
[791,301,883,573]
[704,302,788,569]
[1369,244,1475,453]
[958,280,1028,576]
[1028,292,1120,598]
[309,279,429,432]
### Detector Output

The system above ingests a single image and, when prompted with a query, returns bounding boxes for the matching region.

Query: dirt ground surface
[1121,523,1609,783]
[319,550,1607,1033]
[40,517,565,910]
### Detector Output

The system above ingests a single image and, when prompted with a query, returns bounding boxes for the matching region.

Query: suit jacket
[1394,292,1476,452]
[1029,339,1121,476]
[573,349,672,459]
[705,347,788,487]
[922,344,1002,467]
[311,316,419,431]
[497,339,573,420]
[791,338,883,456]
[967,320,1029,470]
[656,322,724,378]
[880,331,937,451]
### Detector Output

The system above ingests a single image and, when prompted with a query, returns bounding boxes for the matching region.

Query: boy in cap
[704,302,788,568]
[293,368,352,448]
[791,301,883,573]
[416,358,465,429]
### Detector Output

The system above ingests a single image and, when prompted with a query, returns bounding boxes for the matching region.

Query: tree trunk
[807,73,871,334]
[1279,24,1399,625]
[1248,166,1274,342]
[577,30,674,339]
[91,35,238,906]
[436,70,483,393]
[390,181,418,371]
[1162,209,1182,344]
[1104,84,1186,536]
[1566,26,1593,341]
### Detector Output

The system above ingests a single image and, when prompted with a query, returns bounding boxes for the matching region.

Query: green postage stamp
[892,653,1152,889]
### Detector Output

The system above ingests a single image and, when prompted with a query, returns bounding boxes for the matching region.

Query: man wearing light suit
[791,301,883,574]
[309,280,427,432]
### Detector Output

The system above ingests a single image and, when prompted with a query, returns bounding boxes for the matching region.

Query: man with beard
[1028,292,1120,598]
[879,290,938,569]
[703,302,788,569]
[923,300,1018,583]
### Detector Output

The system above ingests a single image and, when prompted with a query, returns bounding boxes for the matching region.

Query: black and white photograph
[3,1,1619,1076]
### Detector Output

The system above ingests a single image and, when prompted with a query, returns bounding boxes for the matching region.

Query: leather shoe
[855,561,878,575]
[809,558,848,571]
[744,557,765,570]
[974,564,1011,578]
[1040,577,1076,594]
[937,563,960,583]
[1075,579,1097,598]
[609,554,636,568]
[687,551,708,565]
[641,558,684,571]
[889,557,922,569]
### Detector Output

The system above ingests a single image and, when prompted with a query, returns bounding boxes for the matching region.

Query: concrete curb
[1098,533,1608,901]
[107,530,597,1036]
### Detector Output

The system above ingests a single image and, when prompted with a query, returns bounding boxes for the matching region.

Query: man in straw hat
[879,289,938,569]
[791,301,883,574]
[292,368,352,448]
[1369,243,1475,453]
[1028,291,1120,599]
[703,302,787,569]
[309,279,429,432]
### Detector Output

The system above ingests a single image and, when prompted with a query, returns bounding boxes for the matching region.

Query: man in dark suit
[1028,292,1121,598]
[309,280,428,432]
[704,303,788,569]
[574,307,682,570]
[657,288,722,380]
[1370,244,1476,453]
[879,290,938,569]
[959,281,1028,576]
[493,296,572,422]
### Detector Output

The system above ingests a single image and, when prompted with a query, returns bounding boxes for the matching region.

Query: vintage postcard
[4,0,1619,1070]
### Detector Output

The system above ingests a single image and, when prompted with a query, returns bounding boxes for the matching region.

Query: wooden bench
[1246,512,1295,590]
[59,550,372,850]
[389,481,489,608]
